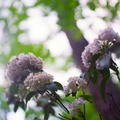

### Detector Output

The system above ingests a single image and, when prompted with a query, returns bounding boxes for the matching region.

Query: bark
[65,30,120,120]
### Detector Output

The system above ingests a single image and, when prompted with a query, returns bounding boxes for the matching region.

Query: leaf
[90,69,99,84]
[20,101,26,110]
[34,117,39,120]
[10,84,19,94]
[54,81,63,90]
[79,95,93,103]
[26,91,36,104]
[46,83,58,93]
[91,53,101,65]
[50,107,55,115]
[98,53,111,69]
[107,43,120,54]
[88,68,98,85]
[44,104,51,120]
[100,73,110,101]
[110,59,120,81]
[37,90,45,95]
[14,101,20,112]
[87,0,96,10]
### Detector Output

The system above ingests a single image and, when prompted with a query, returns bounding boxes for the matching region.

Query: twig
[46,90,69,113]
[83,92,86,120]
[59,113,72,120]
[56,97,69,113]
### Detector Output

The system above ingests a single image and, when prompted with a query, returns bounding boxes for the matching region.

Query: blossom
[77,77,87,92]
[24,72,54,92]
[81,39,102,68]
[68,97,86,109]
[6,53,43,83]
[98,28,120,42]
[82,28,120,68]
[68,97,86,117]
[64,76,87,94]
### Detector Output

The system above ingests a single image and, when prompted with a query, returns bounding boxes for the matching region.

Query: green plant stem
[56,96,69,113]
[83,104,86,120]
[83,92,86,120]
[46,90,69,113]
[59,113,72,120]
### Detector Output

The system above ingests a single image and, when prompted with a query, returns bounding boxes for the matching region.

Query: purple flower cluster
[81,28,120,69]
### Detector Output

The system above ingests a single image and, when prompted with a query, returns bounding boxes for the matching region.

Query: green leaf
[46,83,58,93]
[54,81,63,90]
[91,53,101,65]
[100,73,110,101]
[10,84,19,94]
[44,104,51,120]
[14,101,20,112]
[37,90,45,95]
[34,117,39,120]
[87,1,96,10]
[26,91,36,104]
[90,69,99,84]
[50,107,55,115]
[110,59,120,81]
[20,101,26,111]
[79,95,93,103]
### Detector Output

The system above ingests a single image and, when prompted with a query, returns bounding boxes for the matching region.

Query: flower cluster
[98,28,120,42]
[24,72,54,92]
[64,76,87,94]
[81,28,120,69]
[81,39,102,68]
[68,97,86,117]
[6,53,43,83]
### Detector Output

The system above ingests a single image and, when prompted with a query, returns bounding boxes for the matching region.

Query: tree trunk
[65,30,120,120]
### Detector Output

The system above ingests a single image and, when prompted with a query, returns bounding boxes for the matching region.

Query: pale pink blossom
[98,28,120,42]
[64,76,87,94]
[81,39,102,68]
[24,72,54,92]
[68,97,86,109]
[69,97,86,117]
[6,53,43,83]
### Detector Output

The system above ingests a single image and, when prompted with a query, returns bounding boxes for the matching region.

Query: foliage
[1,0,120,120]
[0,87,9,120]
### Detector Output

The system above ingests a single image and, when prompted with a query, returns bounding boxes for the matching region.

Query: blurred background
[0,0,120,120]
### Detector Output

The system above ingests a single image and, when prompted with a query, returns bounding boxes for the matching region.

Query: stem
[46,90,69,113]
[83,92,86,120]
[83,105,86,120]
[59,113,72,120]
[56,96,69,113]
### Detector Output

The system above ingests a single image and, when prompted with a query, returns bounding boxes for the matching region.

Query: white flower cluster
[68,97,86,117]
[24,72,54,92]
[81,28,120,68]
[6,53,43,83]
[64,76,87,94]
